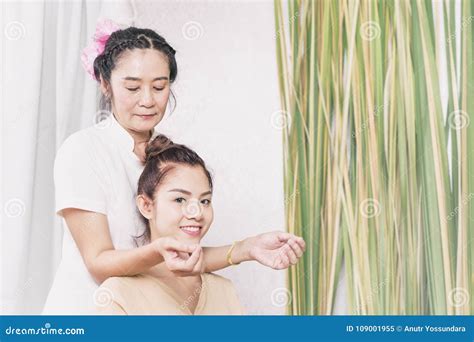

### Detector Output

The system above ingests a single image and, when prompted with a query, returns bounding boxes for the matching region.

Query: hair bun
[145,134,174,162]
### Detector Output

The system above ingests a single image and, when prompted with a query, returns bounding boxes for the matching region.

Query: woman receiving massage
[98,134,246,314]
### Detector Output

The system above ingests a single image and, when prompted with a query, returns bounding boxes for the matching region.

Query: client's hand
[153,237,204,276]
[245,232,305,270]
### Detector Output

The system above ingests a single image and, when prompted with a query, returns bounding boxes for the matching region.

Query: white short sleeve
[54,132,107,215]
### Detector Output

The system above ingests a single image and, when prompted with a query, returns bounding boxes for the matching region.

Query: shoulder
[96,277,138,315]
[98,276,142,307]
[101,275,160,295]
[57,125,106,157]
[54,123,113,173]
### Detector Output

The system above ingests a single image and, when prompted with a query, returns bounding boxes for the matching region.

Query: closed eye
[126,87,164,92]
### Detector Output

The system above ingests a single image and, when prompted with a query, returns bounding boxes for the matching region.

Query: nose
[139,87,155,108]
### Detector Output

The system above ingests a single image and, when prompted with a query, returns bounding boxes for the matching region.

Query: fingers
[277,232,305,249]
[165,254,188,271]
[192,247,204,274]
[287,238,304,258]
[277,232,294,243]
[185,245,202,269]
[282,243,298,265]
[276,233,305,263]
[273,238,305,269]
[156,237,197,261]
[166,238,198,254]
[166,250,178,258]
[165,246,202,275]
[295,236,306,251]
[276,251,290,270]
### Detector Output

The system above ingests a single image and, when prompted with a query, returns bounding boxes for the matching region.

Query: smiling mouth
[134,113,157,120]
[180,225,202,236]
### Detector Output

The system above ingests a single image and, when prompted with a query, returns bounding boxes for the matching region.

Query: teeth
[180,226,200,232]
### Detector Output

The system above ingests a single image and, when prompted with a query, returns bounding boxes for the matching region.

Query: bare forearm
[89,243,164,284]
[203,239,253,272]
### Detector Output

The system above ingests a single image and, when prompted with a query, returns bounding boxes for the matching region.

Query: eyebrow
[122,76,169,81]
[168,189,212,197]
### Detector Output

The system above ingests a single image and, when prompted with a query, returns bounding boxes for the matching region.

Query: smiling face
[101,48,171,136]
[137,164,214,244]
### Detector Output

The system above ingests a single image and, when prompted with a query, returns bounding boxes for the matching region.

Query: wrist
[150,238,165,260]
[231,238,254,264]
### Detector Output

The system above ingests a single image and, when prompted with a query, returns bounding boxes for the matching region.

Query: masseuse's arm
[63,208,200,284]
[203,232,306,272]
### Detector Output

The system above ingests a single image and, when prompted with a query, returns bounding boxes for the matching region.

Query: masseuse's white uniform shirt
[42,114,158,314]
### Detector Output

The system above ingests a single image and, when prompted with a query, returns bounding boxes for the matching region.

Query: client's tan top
[96,272,244,315]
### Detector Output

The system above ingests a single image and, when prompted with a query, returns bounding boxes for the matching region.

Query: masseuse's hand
[153,237,204,276]
[244,232,305,270]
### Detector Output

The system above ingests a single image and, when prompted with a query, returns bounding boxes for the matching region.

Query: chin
[136,118,159,128]
[176,233,202,244]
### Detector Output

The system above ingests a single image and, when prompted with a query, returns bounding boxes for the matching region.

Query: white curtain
[1,0,135,314]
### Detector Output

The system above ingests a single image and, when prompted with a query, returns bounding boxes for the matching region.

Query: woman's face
[139,165,214,244]
[103,48,171,134]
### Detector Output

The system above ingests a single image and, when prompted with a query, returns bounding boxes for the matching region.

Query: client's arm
[203,231,305,272]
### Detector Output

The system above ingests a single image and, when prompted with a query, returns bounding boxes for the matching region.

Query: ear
[136,194,154,220]
[99,75,110,97]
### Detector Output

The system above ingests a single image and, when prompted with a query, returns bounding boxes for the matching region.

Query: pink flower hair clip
[81,18,121,81]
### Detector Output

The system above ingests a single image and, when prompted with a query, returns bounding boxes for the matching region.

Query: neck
[127,127,152,146]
